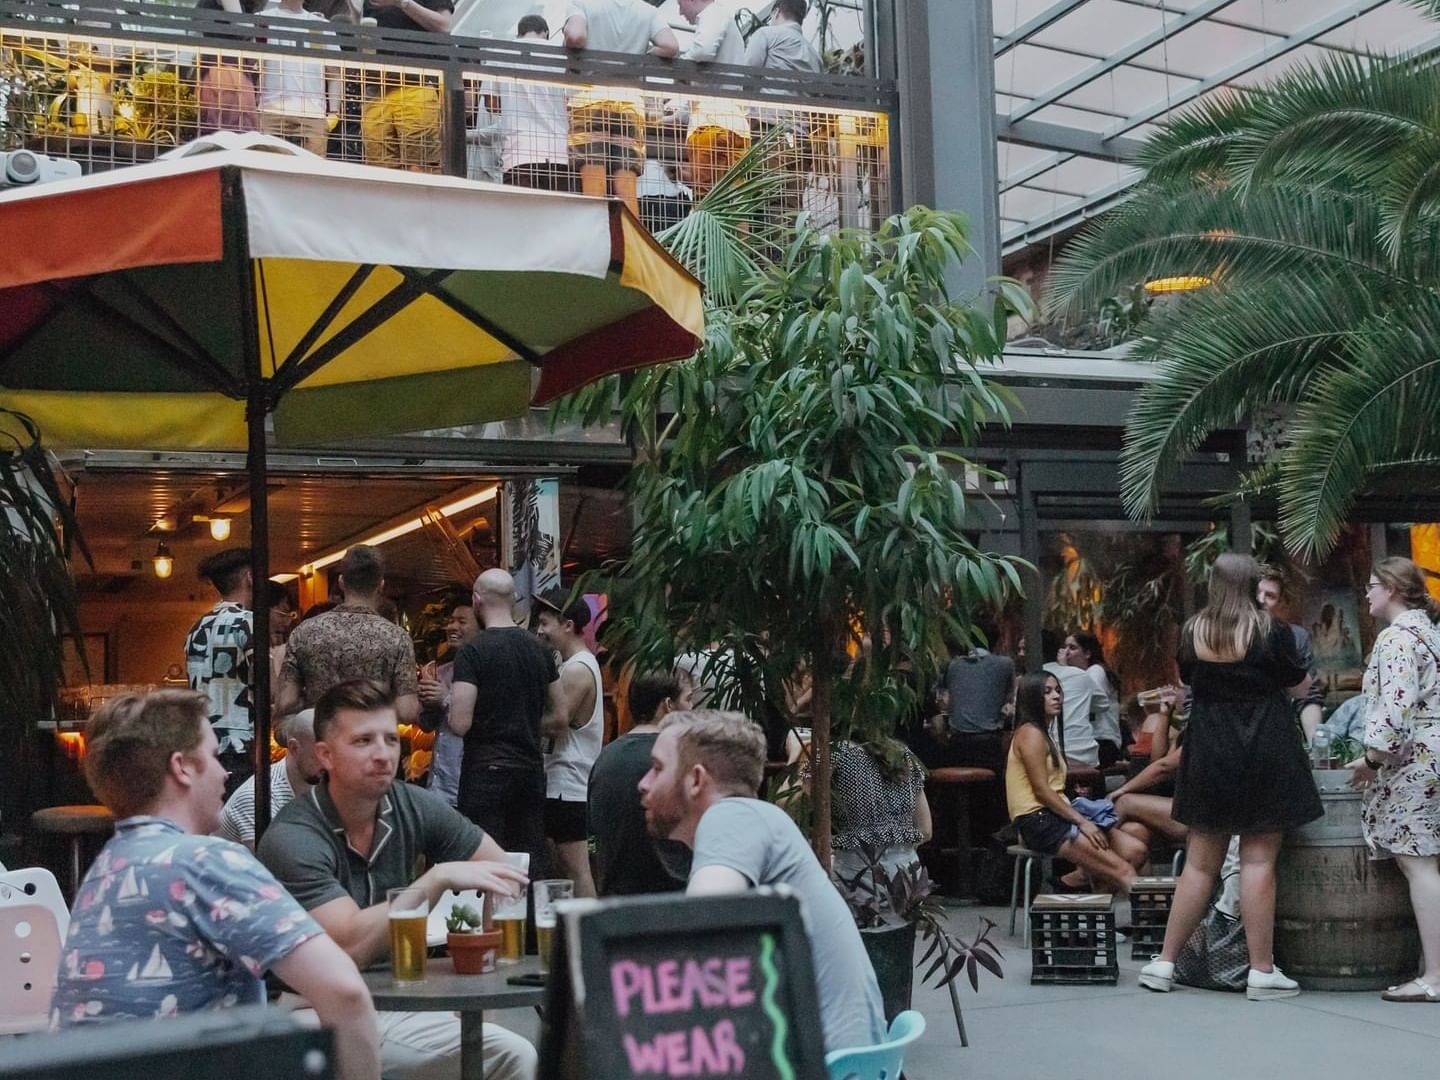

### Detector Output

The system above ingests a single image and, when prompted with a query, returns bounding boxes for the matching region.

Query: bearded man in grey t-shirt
[638,709,886,1054]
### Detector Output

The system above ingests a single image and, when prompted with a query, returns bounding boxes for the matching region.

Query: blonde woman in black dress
[1140,554,1321,1001]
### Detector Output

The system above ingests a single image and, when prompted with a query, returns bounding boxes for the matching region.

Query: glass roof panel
[994,0,1440,253]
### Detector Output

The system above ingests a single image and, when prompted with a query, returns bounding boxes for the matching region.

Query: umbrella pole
[248,390,273,842]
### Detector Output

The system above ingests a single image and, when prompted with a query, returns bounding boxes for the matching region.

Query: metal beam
[994,0,1091,58]
[1102,0,1395,139]
[994,116,1146,161]
[1007,0,1241,124]
[999,151,1075,193]
[1002,173,1136,253]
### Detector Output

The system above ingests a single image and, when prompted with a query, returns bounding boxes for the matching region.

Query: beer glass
[533,879,573,975]
[387,886,429,984]
[491,853,529,965]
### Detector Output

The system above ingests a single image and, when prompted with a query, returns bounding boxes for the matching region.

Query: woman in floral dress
[1349,556,1440,1003]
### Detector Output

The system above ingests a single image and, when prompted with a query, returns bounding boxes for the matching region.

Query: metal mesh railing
[1,2,894,233]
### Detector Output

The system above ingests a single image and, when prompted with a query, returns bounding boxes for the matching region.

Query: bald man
[449,569,559,872]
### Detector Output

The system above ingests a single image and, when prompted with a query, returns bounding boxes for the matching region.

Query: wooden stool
[30,806,114,899]
[1130,876,1177,960]
[1029,893,1118,985]
[925,766,995,899]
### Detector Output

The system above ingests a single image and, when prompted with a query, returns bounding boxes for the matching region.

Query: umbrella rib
[278,263,378,373]
[400,268,542,367]
[36,280,241,398]
[105,274,241,395]
[271,270,444,395]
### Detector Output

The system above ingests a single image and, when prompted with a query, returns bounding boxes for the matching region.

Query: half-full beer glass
[491,853,529,965]
[387,886,428,984]
[534,879,573,975]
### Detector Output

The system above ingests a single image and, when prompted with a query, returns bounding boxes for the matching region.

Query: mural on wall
[503,478,560,620]
[1298,587,1366,694]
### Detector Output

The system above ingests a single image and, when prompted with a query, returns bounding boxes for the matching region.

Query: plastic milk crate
[1029,893,1118,985]
[1129,876,1177,960]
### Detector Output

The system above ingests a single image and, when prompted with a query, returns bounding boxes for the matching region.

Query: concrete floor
[902,901,1437,1080]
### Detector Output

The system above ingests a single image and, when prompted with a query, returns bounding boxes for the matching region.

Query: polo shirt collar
[310,780,396,867]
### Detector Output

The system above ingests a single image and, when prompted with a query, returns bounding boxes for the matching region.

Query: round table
[363,957,548,1080]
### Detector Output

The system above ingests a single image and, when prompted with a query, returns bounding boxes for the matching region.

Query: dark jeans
[458,763,548,878]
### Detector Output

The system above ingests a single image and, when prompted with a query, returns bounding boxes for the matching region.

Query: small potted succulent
[445,903,502,975]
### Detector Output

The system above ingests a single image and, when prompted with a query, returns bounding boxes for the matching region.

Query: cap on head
[535,587,591,633]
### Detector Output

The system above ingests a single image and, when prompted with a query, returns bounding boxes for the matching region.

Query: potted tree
[445,904,501,975]
[835,843,1003,1045]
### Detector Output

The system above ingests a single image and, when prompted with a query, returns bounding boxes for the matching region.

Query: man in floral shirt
[53,689,381,1080]
[184,547,255,793]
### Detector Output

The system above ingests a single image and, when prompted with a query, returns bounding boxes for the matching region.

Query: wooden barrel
[1274,769,1420,990]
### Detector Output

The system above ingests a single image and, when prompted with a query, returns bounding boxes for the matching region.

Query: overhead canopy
[994,0,1438,253]
[0,143,703,449]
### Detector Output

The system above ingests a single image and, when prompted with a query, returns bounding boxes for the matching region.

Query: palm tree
[1046,0,1440,559]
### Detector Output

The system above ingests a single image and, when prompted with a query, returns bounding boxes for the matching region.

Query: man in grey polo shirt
[638,710,886,1055]
[259,679,536,1080]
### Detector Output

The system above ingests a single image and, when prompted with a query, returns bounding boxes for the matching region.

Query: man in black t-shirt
[359,0,453,171]
[587,671,694,896]
[448,569,558,877]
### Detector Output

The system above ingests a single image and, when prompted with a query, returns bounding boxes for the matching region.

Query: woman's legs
[1394,855,1440,986]
[1056,834,1140,894]
[1236,831,1285,972]
[1156,830,1229,962]
[1111,825,1152,873]
[1115,793,1189,844]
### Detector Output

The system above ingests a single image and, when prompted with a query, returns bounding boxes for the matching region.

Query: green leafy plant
[1329,735,1363,765]
[1046,1,1440,558]
[445,903,482,934]
[556,207,1033,858]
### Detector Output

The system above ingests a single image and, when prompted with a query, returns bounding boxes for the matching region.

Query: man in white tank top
[535,590,604,897]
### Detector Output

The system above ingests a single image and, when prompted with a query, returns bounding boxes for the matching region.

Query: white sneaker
[1139,957,1174,992]
[1247,966,1300,1001]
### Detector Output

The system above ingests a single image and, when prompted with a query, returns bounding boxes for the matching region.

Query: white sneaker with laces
[1139,957,1174,992]
[1247,966,1300,1001]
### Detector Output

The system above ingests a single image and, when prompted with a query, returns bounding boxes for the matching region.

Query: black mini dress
[1171,621,1323,834]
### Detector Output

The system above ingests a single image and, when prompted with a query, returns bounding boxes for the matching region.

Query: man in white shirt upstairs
[497,14,576,191]
[259,0,340,155]
[563,0,679,55]
[535,589,603,898]
[679,0,744,65]
[745,0,820,71]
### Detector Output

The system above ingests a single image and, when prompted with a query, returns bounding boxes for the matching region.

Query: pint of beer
[491,853,530,966]
[387,886,429,984]
[497,916,525,965]
[534,879,574,975]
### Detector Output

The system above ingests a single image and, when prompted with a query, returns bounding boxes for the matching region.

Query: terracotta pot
[448,929,502,975]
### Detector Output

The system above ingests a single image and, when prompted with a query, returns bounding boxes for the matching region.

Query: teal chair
[824,1010,926,1080]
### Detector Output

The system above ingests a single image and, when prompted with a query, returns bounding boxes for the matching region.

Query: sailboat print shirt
[52,816,321,1027]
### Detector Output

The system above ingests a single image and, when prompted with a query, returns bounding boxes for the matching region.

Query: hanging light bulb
[152,541,174,579]
[209,517,232,542]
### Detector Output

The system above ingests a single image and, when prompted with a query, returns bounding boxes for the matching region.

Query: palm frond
[1117,273,1375,517]
[657,123,794,307]
[1278,300,1440,556]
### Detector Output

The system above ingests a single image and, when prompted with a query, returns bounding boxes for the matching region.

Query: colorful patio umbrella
[0,133,703,831]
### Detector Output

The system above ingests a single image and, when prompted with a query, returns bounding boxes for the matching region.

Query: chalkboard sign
[539,890,826,1080]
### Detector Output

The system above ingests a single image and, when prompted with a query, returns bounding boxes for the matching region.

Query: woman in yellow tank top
[1007,672,1148,893]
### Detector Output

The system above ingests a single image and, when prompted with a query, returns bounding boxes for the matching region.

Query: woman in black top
[1140,554,1320,1001]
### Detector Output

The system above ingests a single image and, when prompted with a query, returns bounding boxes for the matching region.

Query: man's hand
[435,859,528,899]
[417,675,445,708]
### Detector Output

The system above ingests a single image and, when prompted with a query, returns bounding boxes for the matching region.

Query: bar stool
[1007,844,1055,947]
[925,766,996,898]
[30,806,114,900]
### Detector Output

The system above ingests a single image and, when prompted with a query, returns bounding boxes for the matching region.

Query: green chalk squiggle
[758,932,795,1080]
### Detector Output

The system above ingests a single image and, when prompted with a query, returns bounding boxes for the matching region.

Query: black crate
[1129,875,1177,960]
[1029,893,1118,985]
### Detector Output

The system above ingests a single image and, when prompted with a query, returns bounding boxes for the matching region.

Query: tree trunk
[810,619,835,871]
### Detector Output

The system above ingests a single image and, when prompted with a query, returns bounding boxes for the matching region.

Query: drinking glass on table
[491,853,530,965]
[533,879,574,974]
[387,886,429,984]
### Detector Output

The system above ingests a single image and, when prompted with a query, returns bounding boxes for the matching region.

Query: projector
[0,149,82,188]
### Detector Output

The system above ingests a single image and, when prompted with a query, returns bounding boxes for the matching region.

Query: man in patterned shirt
[275,545,420,723]
[184,547,256,793]
[53,689,381,1080]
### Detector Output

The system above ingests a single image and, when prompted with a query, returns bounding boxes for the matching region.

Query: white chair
[0,868,70,1035]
